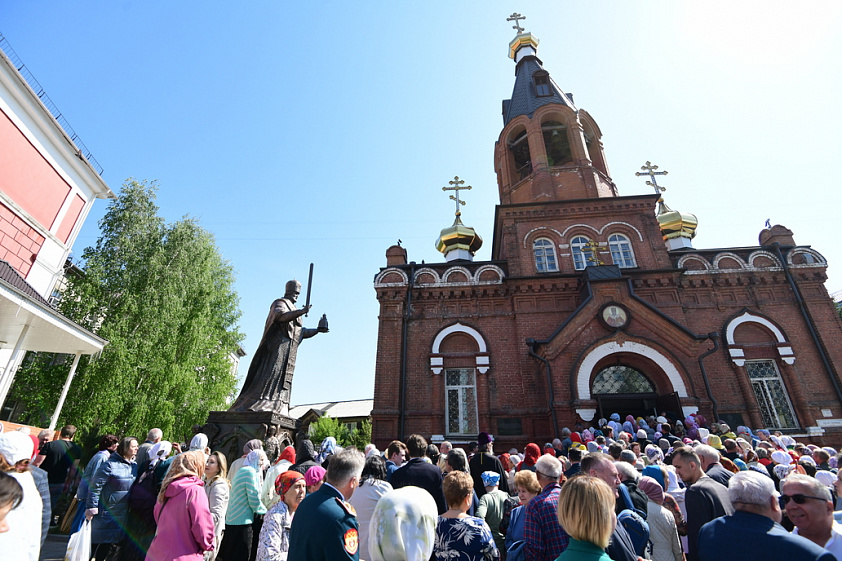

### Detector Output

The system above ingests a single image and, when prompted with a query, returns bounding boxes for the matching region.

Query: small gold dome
[436,214,483,257]
[657,198,698,241]
[508,32,539,60]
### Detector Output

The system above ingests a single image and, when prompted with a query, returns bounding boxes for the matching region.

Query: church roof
[502,55,575,125]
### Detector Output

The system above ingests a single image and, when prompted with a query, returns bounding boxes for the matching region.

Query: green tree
[310,415,350,447]
[10,180,243,441]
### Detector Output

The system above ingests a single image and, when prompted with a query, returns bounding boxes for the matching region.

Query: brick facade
[0,201,45,277]
[371,32,842,450]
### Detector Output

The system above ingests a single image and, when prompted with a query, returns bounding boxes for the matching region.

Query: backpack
[128,465,158,512]
[618,482,650,557]
[617,508,650,557]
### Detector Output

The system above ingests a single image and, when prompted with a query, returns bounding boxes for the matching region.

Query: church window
[608,234,636,268]
[533,238,558,272]
[533,71,551,97]
[509,130,532,181]
[445,368,478,436]
[592,365,655,394]
[542,121,572,167]
[745,360,798,429]
[571,236,595,270]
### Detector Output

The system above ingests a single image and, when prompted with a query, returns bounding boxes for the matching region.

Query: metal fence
[0,31,104,176]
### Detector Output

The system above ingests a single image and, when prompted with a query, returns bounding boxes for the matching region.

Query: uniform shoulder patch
[343,528,359,555]
[335,497,357,516]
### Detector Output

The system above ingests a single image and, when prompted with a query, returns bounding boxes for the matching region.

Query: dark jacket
[704,463,733,487]
[469,451,510,498]
[390,457,447,514]
[698,510,835,561]
[685,476,734,561]
[287,482,359,560]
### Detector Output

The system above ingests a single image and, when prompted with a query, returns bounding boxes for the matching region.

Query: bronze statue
[230,279,328,414]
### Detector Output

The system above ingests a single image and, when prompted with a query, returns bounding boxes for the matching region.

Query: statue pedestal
[203,410,298,468]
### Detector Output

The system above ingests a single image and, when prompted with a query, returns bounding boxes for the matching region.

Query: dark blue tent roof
[502,55,575,125]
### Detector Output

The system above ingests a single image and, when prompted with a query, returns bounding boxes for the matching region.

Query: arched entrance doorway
[592,364,682,421]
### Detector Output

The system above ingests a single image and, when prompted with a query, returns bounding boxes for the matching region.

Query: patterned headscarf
[481,471,501,487]
[149,441,172,468]
[369,487,438,561]
[275,469,304,497]
[317,436,337,465]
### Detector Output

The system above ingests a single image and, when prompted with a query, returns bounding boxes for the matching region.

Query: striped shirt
[226,465,267,525]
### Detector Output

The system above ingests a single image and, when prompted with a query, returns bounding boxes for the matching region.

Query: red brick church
[371,26,842,450]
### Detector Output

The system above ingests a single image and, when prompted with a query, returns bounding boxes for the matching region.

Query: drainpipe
[770,242,842,406]
[398,262,416,440]
[527,340,558,436]
[697,332,720,422]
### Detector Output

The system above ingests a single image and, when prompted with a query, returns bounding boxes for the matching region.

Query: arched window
[542,121,572,167]
[533,238,558,272]
[608,234,636,268]
[571,236,594,270]
[592,365,655,395]
[509,130,532,181]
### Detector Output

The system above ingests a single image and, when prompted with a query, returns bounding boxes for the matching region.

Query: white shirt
[0,471,42,561]
[793,520,842,558]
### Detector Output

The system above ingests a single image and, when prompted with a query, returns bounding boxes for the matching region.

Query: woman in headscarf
[87,436,139,561]
[123,440,173,561]
[369,486,438,561]
[516,443,540,473]
[189,433,211,458]
[304,465,325,495]
[348,455,392,559]
[316,436,336,466]
[261,446,295,508]
[146,450,214,561]
[204,451,229,561]
[255,471,305,561]
[0,432,41,561]
[638,476,682,561]
[289,438,317,476]
[220,449,267,561]
[229,439,264,483]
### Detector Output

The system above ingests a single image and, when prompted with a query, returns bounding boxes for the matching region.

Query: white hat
[0,431,34,464]
[771,450,792,465]
[657,416,668,424]
[815,470,836,487]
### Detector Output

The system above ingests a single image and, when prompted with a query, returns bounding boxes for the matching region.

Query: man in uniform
[288,447,365,560]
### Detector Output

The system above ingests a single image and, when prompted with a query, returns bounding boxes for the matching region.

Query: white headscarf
[149,441,173,468]
[0,432,33,465]
[244,449,267,489]
[369,487,438,561]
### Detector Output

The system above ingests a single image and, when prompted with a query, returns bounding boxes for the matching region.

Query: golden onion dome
[436,214,483,258]
[656,198,698,241]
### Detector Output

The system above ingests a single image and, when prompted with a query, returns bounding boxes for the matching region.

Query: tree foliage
[10,180,243,442]
[310,415,371,450]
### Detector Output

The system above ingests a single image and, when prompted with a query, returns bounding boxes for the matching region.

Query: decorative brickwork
[0,202,45,277]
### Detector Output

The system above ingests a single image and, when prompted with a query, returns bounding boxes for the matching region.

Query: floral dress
[434,516,499,560]
[255,500,294,561]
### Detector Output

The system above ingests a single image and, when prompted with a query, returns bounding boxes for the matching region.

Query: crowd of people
[0,413,841,560]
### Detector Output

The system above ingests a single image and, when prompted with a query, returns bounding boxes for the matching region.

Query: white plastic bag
[65,519,92,561]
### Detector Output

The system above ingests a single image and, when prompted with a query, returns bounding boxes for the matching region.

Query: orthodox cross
[507,12,526,33]
[635,161,668,193]
[442,176,472,216]
[583,240,604,266]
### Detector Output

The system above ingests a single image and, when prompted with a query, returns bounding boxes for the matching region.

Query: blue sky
[4,2,842,407]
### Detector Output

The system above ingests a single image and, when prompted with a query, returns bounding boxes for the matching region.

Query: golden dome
[436,214,483,258]
[508,32,540,60]
[657,198,698,241]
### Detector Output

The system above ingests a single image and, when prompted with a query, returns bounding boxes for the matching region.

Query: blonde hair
[514,470,541,494]
[557,476,615,549]
[158,450,206,503]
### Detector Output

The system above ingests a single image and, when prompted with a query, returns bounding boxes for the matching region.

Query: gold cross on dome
[583,240,604,266]
[507,12,526,33]
[635,161,668,194]
[442,176,472,216]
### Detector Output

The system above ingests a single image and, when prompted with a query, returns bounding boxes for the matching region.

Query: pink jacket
[146,476,214,561]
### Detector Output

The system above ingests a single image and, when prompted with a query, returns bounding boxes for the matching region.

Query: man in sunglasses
[783,473,842,558]
[698,471,835,561]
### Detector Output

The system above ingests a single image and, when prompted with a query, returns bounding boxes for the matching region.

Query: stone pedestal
[203,410,298,469]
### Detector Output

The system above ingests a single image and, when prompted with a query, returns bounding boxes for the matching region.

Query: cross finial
[765,219,771,229]
[583,240,604,266]
[442,176,472,216]
[635,161,668,194]
[507,12,526,33]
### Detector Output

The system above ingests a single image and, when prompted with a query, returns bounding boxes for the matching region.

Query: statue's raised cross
[583,240,604,266]
[507,12,526,33]
[442,176,472,216]
[635,161,668,194]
